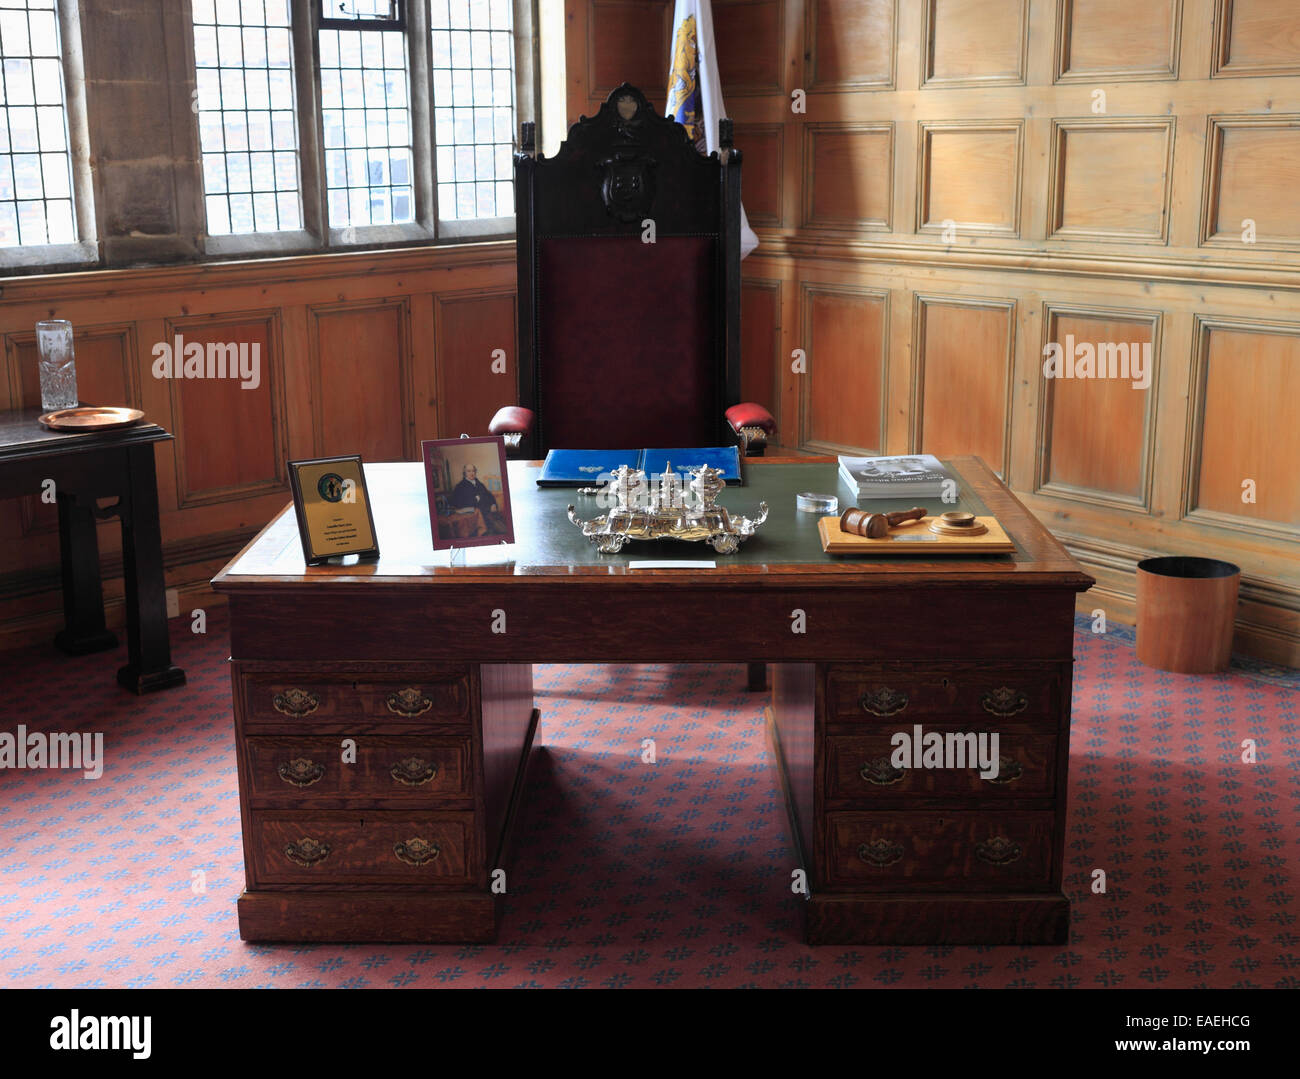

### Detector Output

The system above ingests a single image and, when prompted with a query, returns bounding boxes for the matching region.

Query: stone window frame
[0,0,537,273]
[0,0,97,270]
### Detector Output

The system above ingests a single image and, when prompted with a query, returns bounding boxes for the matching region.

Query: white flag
[665,0,759,259]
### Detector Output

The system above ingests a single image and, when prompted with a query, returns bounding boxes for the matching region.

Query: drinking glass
[35,320,79,411]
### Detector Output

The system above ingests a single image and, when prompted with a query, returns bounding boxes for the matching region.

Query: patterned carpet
[0,607,1295,988]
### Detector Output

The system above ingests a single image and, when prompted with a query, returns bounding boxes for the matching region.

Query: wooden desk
[0,408,184,693]
[212,456,1092,944]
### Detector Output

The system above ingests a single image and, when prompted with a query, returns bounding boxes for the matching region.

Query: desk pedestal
[769,660,1072,945]
[231,661,536,943]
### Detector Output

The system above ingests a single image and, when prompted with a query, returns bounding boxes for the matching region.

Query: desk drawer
[826,728,1056,801]
[249,811,476,885]
[825,664,1059,726]
[824,811,1055,891]
[245,737,471,801]
[242,669,471,727]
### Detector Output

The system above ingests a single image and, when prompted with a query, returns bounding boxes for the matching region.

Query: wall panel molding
[1053,0,1181,83]
[162,309,289,509]
[805,0,897,92]
[916,121,1024,237]
[734,123,785,227]
[1182,313,1300,542]
[307,298,416,462]
[802,122,894,232]
[434,289,519,442]
[1034,303,1162,513]
[739,278,782,428]
[713,0,785,95]
[798,281,889,455]
[1047,118,1175,244]
[1211,0,1300,78]
[586,0,672,100]
[745,235,1300,291]
[1200,115,1300,250]
[911,294,1016,477]
[922,0,1029,88]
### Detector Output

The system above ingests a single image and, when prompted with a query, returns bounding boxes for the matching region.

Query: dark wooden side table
[0,408,185,693]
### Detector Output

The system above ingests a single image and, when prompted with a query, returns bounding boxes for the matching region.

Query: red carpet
[0,607,1295,988]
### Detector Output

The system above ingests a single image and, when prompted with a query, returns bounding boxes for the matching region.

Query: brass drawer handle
[981,686,1028,716]
[981,757,1024,785]
[857,838,904,868]
[394,837,440,866]
[390,756,438,786]
[860,687,908,717]
[975,835,1022,866]
[273,688,320,717]
[386,688,433,717]
[860,756,906,786]
[278,757,325,787]
[284,837,331,867]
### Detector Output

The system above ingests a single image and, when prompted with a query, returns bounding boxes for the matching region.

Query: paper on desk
[628,560,717,569]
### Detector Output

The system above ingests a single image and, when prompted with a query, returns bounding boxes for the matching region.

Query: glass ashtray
[796,491,839,514]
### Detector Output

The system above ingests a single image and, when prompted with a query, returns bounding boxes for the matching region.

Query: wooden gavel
[840,506,928,539]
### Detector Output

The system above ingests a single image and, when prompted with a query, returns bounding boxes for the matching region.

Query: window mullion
[408,0,435,238]
[292,0,327,244]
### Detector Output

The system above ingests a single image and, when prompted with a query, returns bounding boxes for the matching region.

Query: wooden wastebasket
[1136,556,1240,673]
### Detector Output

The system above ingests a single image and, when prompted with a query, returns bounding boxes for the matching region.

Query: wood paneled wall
[0,244,515,649]
[569,0,1300,664]
[2,0,1297,667]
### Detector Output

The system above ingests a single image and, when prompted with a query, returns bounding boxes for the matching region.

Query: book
[537,446,743,486]
[838,453,953,499]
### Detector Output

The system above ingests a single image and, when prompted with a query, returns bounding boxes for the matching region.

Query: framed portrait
[287,455,380,566]
[421,436,515,550]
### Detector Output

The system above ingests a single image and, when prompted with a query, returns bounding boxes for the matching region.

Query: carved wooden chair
[488,82,776,460]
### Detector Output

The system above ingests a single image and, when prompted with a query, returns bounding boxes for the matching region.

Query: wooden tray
[818,515,1015,555]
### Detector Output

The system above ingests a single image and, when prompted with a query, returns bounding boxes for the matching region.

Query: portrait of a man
[451,463,508,535]
[421,436,515,550]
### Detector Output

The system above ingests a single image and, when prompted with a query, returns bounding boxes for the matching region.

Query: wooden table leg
[116,443,185,694]
[53,490,118,655]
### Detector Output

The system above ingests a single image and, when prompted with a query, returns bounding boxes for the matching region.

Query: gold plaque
[288,455,380,566]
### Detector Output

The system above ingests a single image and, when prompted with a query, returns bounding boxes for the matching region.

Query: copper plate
[39,406,145,432]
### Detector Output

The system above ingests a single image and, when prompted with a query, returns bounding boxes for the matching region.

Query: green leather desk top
[509,459,1008,567]
[217,457,1053,584]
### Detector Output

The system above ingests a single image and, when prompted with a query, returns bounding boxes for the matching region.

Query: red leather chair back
[514,82,743,456]
[536,235,716,449]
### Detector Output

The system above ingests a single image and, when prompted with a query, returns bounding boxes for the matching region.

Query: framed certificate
[421,436,515,550]
[287,455,380,566]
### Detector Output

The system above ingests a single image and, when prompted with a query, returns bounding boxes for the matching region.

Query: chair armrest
[725,403,776,457]
[489,406,535,435]
[489,406,535,454]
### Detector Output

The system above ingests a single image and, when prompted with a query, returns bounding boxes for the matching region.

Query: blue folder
[535,449,642,486]
[536,446,743,486]
[640,447,742,485]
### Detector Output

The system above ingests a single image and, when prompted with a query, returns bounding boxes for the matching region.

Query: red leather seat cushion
[536,235,717,449]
